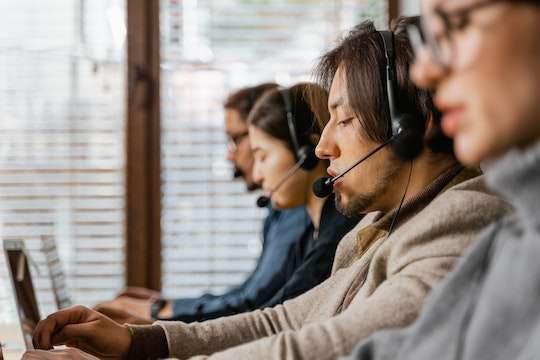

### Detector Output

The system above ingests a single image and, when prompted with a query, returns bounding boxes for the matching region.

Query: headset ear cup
[390,114,424,161]
[298,145,319,170]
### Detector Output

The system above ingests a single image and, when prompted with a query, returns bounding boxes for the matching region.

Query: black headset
[379,30,424,161]
[279,88,319,170]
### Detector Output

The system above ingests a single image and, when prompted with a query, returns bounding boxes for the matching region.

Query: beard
[233,167,244,179]
[246,182,260,191]
[335,190,378,217]
[233,166,260,191]
[335,162,400,217]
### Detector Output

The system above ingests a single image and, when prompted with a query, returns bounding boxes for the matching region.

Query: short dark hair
[313,16,453,154]
[248,83,329,153]
[224,83,279,122]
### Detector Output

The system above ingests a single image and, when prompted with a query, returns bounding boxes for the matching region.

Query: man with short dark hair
[25,18,510,360]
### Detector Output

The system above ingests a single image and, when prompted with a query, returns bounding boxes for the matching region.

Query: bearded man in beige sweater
[26,17,510,360]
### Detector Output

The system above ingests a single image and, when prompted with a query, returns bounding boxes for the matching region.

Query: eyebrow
[328,95,346,111]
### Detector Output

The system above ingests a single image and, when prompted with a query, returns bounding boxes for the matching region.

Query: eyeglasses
[408,0,538,69]
[227,131,249,153]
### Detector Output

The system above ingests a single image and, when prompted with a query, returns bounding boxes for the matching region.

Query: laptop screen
[4,240,40,350]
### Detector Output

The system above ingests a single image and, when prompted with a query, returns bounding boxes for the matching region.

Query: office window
[160,0,387,298]
[0,0,126,321]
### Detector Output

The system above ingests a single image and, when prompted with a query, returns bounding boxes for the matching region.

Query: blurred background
[0,0,417,323]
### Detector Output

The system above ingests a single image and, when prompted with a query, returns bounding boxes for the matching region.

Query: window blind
[0,0,126,323]
[160,0,387,298]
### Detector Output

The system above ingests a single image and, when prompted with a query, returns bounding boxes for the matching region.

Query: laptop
[3,236,72,348]
[3,239,40,350]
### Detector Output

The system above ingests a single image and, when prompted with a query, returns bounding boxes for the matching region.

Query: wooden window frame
[125,0,161,290]
[389,0,400,24]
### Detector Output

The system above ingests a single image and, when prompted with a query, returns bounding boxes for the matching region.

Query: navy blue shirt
[165,205,311,321]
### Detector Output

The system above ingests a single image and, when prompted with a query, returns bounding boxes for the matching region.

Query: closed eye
[337,117,354,127]
[254,154,266,162]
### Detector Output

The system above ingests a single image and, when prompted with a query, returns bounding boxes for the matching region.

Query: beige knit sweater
[132,167,510,360]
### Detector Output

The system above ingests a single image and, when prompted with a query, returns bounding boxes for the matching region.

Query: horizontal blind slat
[0,0,126,323]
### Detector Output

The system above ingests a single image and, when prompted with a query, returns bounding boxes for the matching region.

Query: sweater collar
[484,139,540,231]
[372,163,470,232]
[355,164,479,256]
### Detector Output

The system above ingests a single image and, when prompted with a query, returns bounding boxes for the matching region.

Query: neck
[382,152,460,212]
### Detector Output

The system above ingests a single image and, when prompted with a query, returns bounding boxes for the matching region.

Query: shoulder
[418,173,511,226]
[280,205,310,220]
[271,205,310,227]
[385,173,512,273]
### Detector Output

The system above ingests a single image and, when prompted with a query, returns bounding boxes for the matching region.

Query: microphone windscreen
[256,196,270,208]
[391,128,423,161]
[233,167,244,179]
[312,177,333,198]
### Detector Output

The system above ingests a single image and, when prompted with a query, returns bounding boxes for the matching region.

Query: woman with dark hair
[249,83,329,215]
[245,83,361,306]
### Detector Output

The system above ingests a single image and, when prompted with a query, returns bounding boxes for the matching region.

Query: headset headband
[379,30,400,135]
[279,87,302,156]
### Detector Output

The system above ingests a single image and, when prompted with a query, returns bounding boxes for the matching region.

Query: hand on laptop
[94,296,153,324]
[22,348,99,360]
[32,305,131,359]
[94,304,152,325]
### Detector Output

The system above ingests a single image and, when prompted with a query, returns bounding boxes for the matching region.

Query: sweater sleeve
[156,269,346,359]
[126,324,170,360]
[180,253,466,360]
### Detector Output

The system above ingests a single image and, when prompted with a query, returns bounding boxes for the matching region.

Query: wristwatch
[150,298,167,319]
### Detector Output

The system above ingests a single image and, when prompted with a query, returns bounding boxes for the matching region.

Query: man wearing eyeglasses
[224,85,268,192]
[343,1,540,359]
